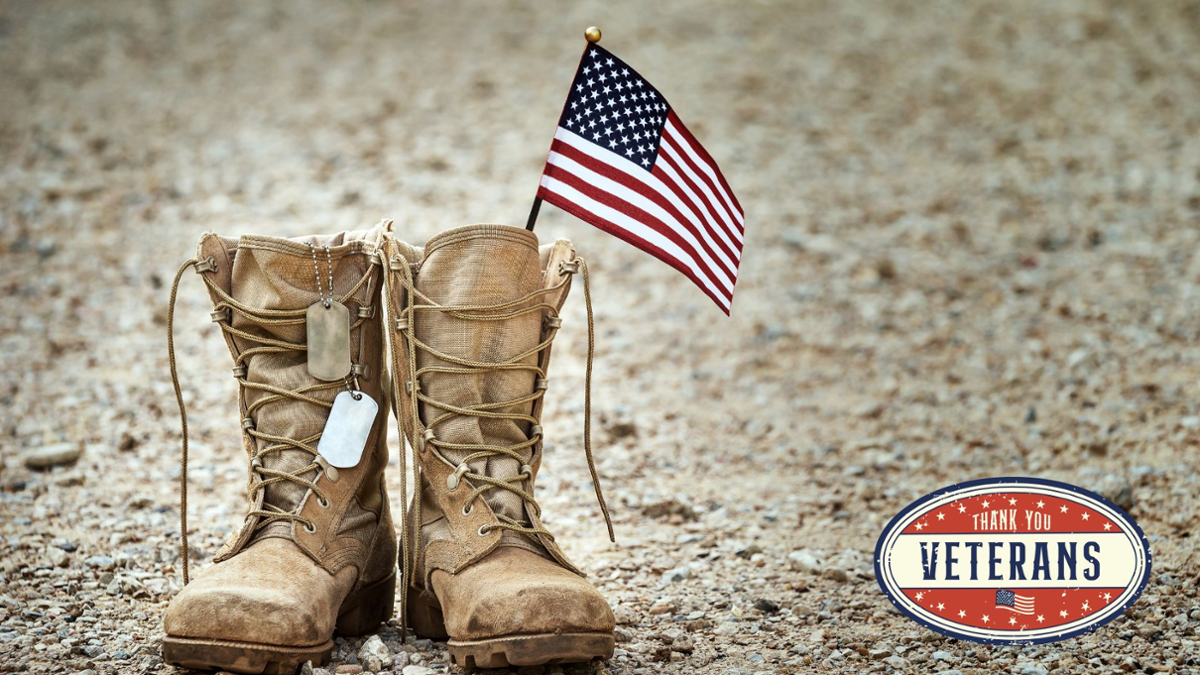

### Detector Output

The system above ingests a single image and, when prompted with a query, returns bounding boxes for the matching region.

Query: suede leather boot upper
[162,225,398,674]
[381,224,615,669]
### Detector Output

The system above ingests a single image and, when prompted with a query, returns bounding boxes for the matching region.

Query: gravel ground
[3,2,1200,674]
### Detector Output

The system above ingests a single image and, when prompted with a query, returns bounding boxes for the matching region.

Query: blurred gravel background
[3,1,1200,673]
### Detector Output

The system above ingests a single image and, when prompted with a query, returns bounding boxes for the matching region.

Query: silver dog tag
[318,390,378,468]
[306,300,351,381]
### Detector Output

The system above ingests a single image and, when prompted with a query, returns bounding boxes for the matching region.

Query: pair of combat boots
[161,222,616,673]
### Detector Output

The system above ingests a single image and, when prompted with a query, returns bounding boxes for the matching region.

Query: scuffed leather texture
[430,547,615,640]
[163,538,358,646]
[383,225,613,643]
[165,225,398,651]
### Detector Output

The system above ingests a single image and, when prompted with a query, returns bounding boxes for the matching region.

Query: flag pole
[527,25,603,232]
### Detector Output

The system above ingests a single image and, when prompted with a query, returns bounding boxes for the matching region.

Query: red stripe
[537,184,732,314]
[659,127,744,240]
[542,163,733,296]
[666,111,744,221]
[654,144,744,255]
[549,139,739,274]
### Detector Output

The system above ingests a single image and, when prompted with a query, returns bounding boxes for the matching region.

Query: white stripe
[663,120,745,228]
[656,140,743,249]
[540,174,731,308]
[554,128,742,263]
[546,151,736,287]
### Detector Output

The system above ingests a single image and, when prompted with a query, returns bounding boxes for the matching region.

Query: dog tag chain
[318,389,378,468]
[305,243,351,381]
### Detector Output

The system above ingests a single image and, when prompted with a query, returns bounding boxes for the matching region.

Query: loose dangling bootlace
[381,253,613,634]
[167,255,375,584]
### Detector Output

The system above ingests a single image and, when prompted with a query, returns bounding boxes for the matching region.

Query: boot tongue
[415,226,543,541]
[219,234,369,538]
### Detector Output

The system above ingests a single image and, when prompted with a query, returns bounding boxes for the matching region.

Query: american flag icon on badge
[995,589,1036,616]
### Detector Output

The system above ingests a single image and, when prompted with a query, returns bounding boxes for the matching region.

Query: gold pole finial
[585,26,602,43]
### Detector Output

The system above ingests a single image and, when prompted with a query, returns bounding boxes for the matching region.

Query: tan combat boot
[380,224,616,669]
[161,225,398,674]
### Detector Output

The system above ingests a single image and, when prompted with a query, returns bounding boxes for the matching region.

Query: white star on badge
[1103,522,1112,530]
[981,500,990,509]
[936,512,945,521]
[915,522,924,531]
[1082,602,1090,612]
[1036,500,1045,508]
[1103,592,1112,601]
[1009,617,1016,625]
[915,592,924,601]
[981,615,989,623]
[1037,615,1045,623]
[1081,512,1090,521]
[1060,505,1068,513]
[957,610,966,618]
[1060,610,1069,618]
[937,602,945,610]
[1008,498,1017,506]
[957,504,966,513]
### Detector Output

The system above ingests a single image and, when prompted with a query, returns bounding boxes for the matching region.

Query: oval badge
[875,477,1151,645]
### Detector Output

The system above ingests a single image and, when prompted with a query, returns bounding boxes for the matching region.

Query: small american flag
[536,43,744,313]
[995,589,1035,615]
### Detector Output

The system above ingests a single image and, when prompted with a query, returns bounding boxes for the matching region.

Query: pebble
[401,667,435,675]
[648,598,677,615]
[23,443,84,469]
[883,655,909,669]
[356,634,393,670]
[787,550,824,573]
[333,666,362,675]
[661,566,691,583]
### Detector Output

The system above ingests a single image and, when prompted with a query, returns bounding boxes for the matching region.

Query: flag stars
[1009,617,1017,626]
[981,500,991,509]
[915,522,924,531]
[957,503,967,514]
[1082,601,1091,612]
[1081,512,1090,521]
[1103,592,1113,602]
[981,615,990,624]
[936,602,945,611]
[1008,497,1017,506]
[915,592,925,601]
[1036,614,1045,623]
[1103,522,1112,530]
[1060,505,1069,514]
[957,610,967,618]
[936,512,945,521]
[1036,500,1045,509]
[1060,610,1069,618]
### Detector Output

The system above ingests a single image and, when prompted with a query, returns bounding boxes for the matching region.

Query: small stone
[85,555,115,570]
[45,546,69,567]
[648,598,677,615]
[753,598,779,614]
[401,667,435,675]
[823,567,848,582]
[606,420,638,439]
[661,566,691,583]
[299,662,314,675]
[1018,665,1049,675]
[884,655,909,669]
[334,666,362,675]
[669,636,694,654]
[869,647,893,659]
[23,443,83,470]
[788,550,824,573]
[356,635,393,669]
[932,650,955,662]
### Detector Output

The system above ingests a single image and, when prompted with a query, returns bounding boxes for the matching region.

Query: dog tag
[318,390,378,468]
[306,301,351,381]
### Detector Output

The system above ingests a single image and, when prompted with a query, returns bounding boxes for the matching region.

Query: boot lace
[167,256,375,584]
[382,254,614,632]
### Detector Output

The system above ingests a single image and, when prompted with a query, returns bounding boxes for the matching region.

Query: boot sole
[408,589,613,668]
[447,632,615,669]
[162,571,396,673]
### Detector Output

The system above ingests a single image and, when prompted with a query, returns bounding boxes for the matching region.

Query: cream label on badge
[875,477,1151,645]
[317,390,378,468]
[306,300,351,381]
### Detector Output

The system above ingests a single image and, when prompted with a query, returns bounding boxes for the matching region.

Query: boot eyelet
[317,497,330,509]
[462,503,473,516]
[304,523,317,534]
[477,525,489,537]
